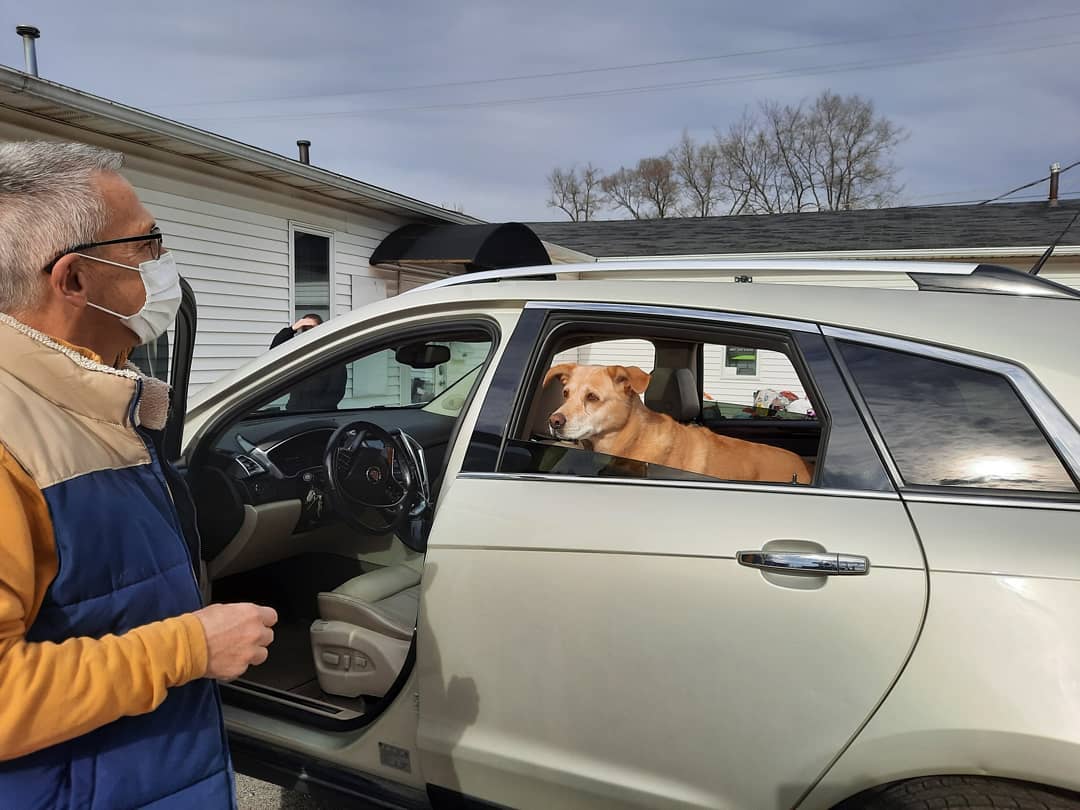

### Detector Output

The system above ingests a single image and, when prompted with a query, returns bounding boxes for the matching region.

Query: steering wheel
[324,421,420,534]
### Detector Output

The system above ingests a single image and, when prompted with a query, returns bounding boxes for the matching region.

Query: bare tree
[546,163,604,221]
[670,131,724,217]
[601,166,646,219]
[805,91,904,210]
[550,90,903,218]
[717,90,905,214]
[602,158,680,219]
[716,112,782,214]
[637,157,680,218]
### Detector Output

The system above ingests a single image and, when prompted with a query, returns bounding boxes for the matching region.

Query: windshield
[255,339,492,414]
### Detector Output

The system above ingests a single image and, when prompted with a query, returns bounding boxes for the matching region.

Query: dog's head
[544,363,651,441]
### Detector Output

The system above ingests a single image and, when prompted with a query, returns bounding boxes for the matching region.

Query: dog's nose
[549,412,566,430]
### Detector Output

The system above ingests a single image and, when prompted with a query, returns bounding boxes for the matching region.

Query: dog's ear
[609,365,650,395]
[543,363,577,388]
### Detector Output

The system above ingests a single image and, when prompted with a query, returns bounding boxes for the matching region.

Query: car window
[422,364,483,417]
[257,339,491,414]
[838,341,1078,494]
[509,323,821,486]
[701,343,815,424]
[552,338,817,422]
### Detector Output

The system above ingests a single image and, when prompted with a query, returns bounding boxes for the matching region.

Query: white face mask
[77,251,182,345]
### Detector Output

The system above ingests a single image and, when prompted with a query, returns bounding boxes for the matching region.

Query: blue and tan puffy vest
[0,315,235,809]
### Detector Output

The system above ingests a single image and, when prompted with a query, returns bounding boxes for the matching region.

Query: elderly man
[0,141,277,808]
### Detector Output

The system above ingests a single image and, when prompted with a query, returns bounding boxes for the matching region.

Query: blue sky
[1,0,1078,220]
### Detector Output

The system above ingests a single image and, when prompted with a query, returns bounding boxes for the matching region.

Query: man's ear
[543,363,576,387]
[48,254,90,308]
[609,365,650,395]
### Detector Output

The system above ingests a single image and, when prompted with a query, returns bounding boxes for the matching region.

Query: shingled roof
[528,200,1080,258]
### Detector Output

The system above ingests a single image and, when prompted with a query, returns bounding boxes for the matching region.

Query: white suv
[165,260,1080,810]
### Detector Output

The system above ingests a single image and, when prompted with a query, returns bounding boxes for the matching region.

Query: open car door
[128,276,197,463]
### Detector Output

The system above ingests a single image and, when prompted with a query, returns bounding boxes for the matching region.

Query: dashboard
[191,407,457,559]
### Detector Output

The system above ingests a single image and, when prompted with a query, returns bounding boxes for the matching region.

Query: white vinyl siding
[554,338,654,368]
[136,187,411,395]
[702,346,803,405]
[139,187,291,391]
[556,339,804,410]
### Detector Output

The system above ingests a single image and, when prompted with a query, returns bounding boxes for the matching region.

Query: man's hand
[193,603,278,681]
[291,316,320,332]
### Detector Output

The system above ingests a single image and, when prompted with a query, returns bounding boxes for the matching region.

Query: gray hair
[0,141,124,313]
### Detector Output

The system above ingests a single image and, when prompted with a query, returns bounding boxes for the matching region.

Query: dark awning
[370,222,551,272]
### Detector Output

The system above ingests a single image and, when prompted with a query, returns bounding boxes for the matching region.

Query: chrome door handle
[736,550,870,575]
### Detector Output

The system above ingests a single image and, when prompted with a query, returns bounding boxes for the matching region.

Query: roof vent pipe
[15,25,40,77]
[1049,162,1060,207]
[296,140,311,165]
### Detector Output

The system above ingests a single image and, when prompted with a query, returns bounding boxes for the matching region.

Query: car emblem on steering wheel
[365,466,383,483]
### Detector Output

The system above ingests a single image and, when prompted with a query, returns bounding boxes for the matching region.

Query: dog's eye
[562,389,569,399]
[586,393,599,403]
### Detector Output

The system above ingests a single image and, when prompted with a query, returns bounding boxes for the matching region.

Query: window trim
[458,470,901,501]
[823,325,1080,500]
[524,300,819,333]
[288,221,336,323]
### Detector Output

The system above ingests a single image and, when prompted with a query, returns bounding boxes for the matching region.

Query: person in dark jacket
[270,314,347,411]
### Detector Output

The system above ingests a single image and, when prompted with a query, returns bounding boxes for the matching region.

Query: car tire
[837,776,1080,809]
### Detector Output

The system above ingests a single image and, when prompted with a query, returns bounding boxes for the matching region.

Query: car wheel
[837,776,1080,809]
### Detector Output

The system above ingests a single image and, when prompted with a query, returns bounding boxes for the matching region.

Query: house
[529,200,1080,281]
[0,65,577,395]
[529,201,1080,405]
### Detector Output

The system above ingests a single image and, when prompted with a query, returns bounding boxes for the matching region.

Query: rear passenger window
[838,342,1078,494]
[507,323,822,487]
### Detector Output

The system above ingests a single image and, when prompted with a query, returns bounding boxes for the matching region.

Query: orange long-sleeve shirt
[0,347,209,762]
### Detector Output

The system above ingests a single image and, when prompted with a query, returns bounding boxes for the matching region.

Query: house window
[725,346,758,376]
[292,226,332,323]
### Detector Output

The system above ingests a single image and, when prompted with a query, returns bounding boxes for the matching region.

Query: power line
[977,159,1080,204]
[920,190,1080,207]
[155,9,1080,110]
[184,36,1080,123]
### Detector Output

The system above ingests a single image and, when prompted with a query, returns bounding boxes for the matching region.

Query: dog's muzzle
[548,412,567,438]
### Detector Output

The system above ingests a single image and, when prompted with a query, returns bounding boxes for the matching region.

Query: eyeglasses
[42,227,164,273]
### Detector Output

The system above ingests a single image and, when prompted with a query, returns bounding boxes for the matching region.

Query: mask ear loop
[75,252,150,321]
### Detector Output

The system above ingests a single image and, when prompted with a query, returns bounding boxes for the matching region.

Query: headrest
[644,368,699,422]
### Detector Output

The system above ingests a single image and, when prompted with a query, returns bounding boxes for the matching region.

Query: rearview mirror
[395,342,451,369]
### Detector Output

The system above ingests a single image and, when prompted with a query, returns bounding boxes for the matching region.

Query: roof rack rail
[407,259,1079,300]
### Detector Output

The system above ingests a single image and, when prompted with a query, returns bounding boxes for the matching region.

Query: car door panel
[905,500,1080,580]
[418,477,926,809]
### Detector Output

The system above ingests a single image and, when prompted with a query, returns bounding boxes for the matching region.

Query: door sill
[223,679,366,729]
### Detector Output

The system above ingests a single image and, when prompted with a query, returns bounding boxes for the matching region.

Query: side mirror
[396,342,451,369]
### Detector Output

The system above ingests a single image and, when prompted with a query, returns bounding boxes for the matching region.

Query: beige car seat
[310,558,423,698]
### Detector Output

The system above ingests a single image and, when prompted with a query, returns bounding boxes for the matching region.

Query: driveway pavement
[236,773,339,809]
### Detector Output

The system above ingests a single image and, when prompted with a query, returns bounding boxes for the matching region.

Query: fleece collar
[0,314,171,431]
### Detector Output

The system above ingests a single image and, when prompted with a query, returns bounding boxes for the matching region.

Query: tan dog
[544,363,812,485]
